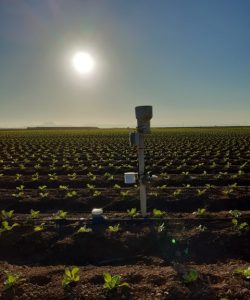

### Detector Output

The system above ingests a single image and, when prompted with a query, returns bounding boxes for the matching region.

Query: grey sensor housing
[135,106,153,133]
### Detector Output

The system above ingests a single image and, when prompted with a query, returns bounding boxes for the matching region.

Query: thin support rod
[138,133,147,217]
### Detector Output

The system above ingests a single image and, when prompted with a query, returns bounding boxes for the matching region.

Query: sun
[72,51,95,74]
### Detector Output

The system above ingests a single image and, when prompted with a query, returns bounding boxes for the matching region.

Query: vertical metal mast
[138,133,147,216]
[135,106,153,217]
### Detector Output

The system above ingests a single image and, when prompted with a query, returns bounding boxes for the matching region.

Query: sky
[0,0,250,127]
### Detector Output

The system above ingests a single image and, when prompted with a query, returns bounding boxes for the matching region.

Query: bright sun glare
[72,51,95,74]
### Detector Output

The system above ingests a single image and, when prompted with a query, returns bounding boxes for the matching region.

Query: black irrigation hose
[9,216,250,226]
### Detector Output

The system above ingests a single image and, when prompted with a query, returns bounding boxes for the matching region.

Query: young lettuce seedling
[93,190,101,197]
[229,210,241,218]
[54,210,68,220]
[231,218,248,231]
[29,209,40,219]
[0,221,19,234]
[153,209,165,218]
[67,173,77,180]
[31,172,39,181]
[66,191,77,198]
[59,185,69,191]
[86,183,95,190]
[107,224,120,233]
[34,223,45,232]
[196,188,207,196]
[38,185,47,191]
[103,272,129,290]
[127,208,137,218]
[120,190,129,197]
[12,185,25,198]
[113,184,121,190]
[15,173,22,181]
[1,210,14,220]
[192,208,206,217]
[77,225,92,233]
[39,192,49,198]
[156,222,165,233]
[62,267,80,288]
[234,266,250,279]
[196,224,207,232]
[183,269,199,284]
[48,173,58,181]
[3,271,20,290]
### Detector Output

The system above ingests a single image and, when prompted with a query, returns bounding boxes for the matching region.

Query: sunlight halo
[72,51,95,74]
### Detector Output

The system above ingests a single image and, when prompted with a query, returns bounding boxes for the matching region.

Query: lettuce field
[0,127,249,299]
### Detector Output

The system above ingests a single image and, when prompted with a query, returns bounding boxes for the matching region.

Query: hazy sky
[0,0,250,127]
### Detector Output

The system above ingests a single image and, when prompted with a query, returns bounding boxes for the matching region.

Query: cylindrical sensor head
[135,105,153,133]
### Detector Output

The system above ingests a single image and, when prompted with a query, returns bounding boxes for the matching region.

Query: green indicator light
[171,239,176,244]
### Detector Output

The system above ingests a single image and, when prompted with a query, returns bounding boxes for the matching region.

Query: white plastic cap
[91,208,103,216]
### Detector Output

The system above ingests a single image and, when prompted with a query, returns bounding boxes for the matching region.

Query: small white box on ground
[124,172,138,184]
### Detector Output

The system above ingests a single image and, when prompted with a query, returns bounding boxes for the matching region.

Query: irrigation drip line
[9,216,249,226]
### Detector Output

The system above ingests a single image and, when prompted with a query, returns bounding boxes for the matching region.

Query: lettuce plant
[120,190,129,197]
[67,173,77,180]
[62,267,80,287]
[66,191,77,198]
[77,225,92,233]
[29,209,40,219]
[149,191,158,197]
[153,209,164,218]
[196,224,207,232]
[104,172,114,180]
[183,269,199,283]
[232,218,248,231]
[1,210,14,220]
[39,189,49,198]
[156,222,165,233]
[54,210,67,219]
[173,188,182,197]
[196,189,207,196]
[87,172,96,181]
[3,271,20,290]
[86,183,95,190]
[15,173,22,181]
[0,221,19,234]
[127,208,137,218]
[229,210,241,218]
[93,190,101,197]
[38,185,47,191]
[192,208,206,216]
[234,266,250,279]
[48,173,58,181]
[113,184,121,190]
[103,272,128,290]
[34,222,45,232]
[31,172,39,181]
[59,185,69,191]
[107,224,120,233]
[12,185,25,198]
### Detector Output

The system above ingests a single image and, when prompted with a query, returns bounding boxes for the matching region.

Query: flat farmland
[0,128,249,299]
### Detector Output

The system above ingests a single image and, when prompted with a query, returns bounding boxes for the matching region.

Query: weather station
[124,105,156,217]
[91,106,156,223]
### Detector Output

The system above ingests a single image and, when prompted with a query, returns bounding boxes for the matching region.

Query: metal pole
[138,133,147,216]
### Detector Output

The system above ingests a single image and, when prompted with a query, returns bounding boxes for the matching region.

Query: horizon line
[0,125,250,130]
